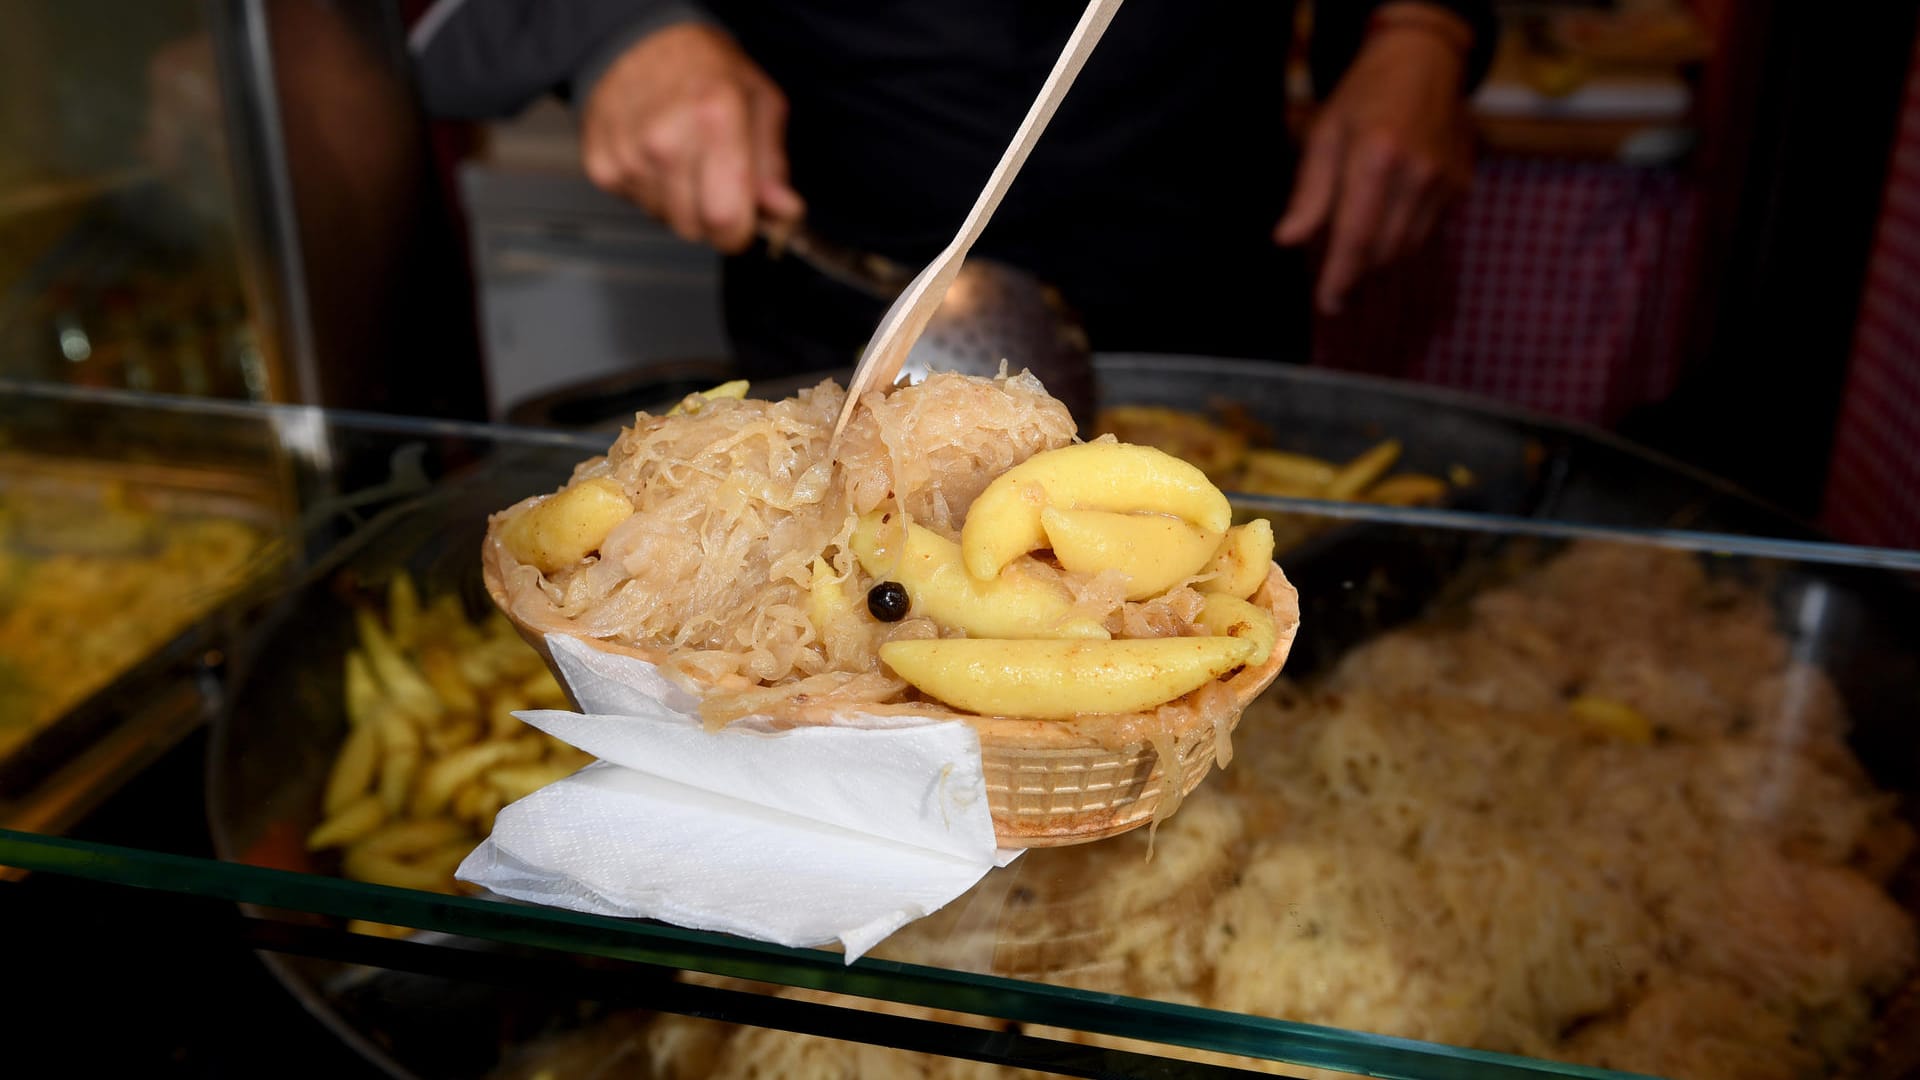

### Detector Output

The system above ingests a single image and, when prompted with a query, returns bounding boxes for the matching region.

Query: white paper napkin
[457,634,1018,962]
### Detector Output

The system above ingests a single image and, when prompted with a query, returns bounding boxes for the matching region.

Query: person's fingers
[649,113,704,244]
[757,174,806,225]
[615,131,669,219]
[1403,184,1447,254]
[579,105,653,217]
[1409,137,1472,255]
[1274,121,1343,246]
[617,144,667,219]
[1317,136,1394,315]
[692,93,755,252]
[576,27,801,249]
[747,84,805,224]
[1369,158,1425,267]
[581,110,627,195]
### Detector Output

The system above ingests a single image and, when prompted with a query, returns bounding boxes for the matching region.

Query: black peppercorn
[867,581,910,621]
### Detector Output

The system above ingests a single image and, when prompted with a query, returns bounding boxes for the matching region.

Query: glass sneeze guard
[5,380,1917,1080]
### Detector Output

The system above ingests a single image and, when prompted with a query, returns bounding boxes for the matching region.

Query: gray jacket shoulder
[409,0,711,118]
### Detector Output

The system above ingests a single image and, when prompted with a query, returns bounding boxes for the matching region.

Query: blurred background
[8,3,1920,1077]
[0,0,1915,549]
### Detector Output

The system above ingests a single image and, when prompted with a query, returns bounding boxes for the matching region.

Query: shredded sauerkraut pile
[632,542,1916,1080]
[489,371,1213,723]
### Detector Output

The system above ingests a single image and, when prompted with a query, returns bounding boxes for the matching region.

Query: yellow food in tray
[306,574,591,932]
[482,372,1300,845]
[1094,404,1456,507]
[0,484,265,754]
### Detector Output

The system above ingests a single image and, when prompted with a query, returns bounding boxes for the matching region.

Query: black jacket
[413,0,1497,364]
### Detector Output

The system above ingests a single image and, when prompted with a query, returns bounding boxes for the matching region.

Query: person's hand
[580,23,804,254]
[1275,4,1476,315]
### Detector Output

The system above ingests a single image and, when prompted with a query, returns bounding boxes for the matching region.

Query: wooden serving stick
[830,0,1127,445]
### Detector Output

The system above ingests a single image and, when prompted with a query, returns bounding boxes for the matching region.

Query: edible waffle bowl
[481,532,1299,848]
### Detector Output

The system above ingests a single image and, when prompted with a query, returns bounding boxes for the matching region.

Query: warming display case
[3,363,1917,1080]
[0,1,272,399]
[0,381,298,836]
[0,0,484,419]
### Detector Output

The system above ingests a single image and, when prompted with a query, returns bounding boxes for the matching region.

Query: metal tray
[0,451,291,805]
[207,443,596,1080]
[207,441,1920,1080]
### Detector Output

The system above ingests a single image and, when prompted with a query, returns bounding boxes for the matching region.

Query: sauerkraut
[632,541,1916,1080]
[486,371,1219,724]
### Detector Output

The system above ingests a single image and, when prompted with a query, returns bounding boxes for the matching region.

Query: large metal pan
[209,358,1918,1078]
[506,353,1827,540]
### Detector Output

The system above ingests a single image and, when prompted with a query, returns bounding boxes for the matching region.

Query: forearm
[1307,0,1499,99]
[409,0,713,118]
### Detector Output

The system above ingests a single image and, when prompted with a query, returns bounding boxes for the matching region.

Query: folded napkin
[457,634,1018,962]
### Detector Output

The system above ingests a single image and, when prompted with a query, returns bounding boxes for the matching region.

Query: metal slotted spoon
[904,259,1095,424]
[762,222,1097,426]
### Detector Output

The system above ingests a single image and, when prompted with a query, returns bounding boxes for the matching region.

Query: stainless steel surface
[461,164,730,420]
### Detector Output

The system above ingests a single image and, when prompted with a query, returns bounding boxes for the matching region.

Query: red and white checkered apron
[1311,156,1697,427]
[1821,31,1920,552]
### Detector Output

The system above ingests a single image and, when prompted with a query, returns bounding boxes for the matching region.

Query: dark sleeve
[1307,0,1500,99]
[408,0,714,118]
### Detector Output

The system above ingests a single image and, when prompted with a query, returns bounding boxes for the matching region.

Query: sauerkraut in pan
[631,542,1915,1080]
[483,371,1294,738]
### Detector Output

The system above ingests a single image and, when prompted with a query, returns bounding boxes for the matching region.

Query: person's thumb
[1275,121,1341,246]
